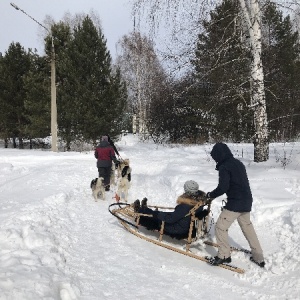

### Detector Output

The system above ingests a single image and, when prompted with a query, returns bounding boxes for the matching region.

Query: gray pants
[98,166,111,186]
[215,209,264,262]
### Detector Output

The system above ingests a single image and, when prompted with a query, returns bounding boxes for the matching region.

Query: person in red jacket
[94,135,119,191]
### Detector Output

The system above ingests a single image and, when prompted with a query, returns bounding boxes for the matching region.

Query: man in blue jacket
[207,142,265,268]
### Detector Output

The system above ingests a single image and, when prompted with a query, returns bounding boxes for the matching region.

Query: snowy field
[0,134,299,300]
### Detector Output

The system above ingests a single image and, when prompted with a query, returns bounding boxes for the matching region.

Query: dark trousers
[139,207,161,231]
[98,166,111,186]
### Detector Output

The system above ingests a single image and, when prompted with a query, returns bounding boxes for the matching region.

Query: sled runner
[109,201,245,274]
[203,240,252,254]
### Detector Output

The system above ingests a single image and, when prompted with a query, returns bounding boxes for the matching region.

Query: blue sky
[0,0,134,59]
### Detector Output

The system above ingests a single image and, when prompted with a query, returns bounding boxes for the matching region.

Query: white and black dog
[90,177,106,201]
[110,162,116,187]
[115,159,132,202]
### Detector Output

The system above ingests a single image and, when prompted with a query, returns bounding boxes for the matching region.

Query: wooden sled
[108,201,245,274]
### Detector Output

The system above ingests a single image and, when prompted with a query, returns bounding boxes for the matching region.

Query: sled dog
[116,159,132,202]
[90,177,106,201]
[110,162,116,187]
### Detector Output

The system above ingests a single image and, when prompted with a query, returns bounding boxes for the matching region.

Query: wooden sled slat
[119,220,245,274]
[109,203,245,274]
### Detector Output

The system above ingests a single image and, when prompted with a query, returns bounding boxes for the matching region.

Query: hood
[176,191,206,206]
[210,142,233,164]
[98,140,110,148]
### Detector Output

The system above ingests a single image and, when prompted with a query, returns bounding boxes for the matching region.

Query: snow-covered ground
[0,134,299,300]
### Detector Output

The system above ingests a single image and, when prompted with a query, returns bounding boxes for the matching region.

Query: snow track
[0,137,300,299]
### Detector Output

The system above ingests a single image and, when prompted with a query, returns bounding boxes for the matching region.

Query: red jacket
[94,141,116,168]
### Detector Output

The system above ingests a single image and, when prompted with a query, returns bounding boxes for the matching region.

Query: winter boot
[209,256,232,266]
[105,184,110,191]
[141,197,148,209]
[133,199,141,212]
[250,256,265,268]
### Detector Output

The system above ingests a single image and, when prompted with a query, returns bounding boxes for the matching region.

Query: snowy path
[0,137,300,299]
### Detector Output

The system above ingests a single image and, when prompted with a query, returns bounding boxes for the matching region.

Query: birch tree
[116,32,167,136]
[238,0,268,161]
[132,0,299,162]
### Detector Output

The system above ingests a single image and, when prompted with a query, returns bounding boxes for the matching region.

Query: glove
[195,209,209,220]
[115,160,120,168]
[205,192,213,204]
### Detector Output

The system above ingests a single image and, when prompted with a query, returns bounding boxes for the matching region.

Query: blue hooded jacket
[209,143,253,212]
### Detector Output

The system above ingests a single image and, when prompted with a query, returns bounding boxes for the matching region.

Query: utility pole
[11,2,58,152]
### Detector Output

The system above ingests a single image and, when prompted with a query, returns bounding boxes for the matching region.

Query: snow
[0,134,300,300]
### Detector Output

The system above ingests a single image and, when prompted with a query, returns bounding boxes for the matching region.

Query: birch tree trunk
[132,0,271,161]
[117,32,167,137]
[239,0,269,162]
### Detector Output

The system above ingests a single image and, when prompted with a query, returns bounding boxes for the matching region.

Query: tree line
[0,14,127,150]
[128,0,300,156]
[1,1,300,161]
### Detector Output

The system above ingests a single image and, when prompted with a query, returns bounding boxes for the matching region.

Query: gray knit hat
[184,180,199,195]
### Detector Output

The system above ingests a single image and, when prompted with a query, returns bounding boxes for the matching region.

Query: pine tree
[54,16,126,148]
[0,53,7,144]
[192,0,252,142]
[192,0,300,143]
[0,43,31,148]
[75,16,120,142]
[23,50,51,142]
[132,0,270,161]
[262,3,300,141]
[49,21,77,149]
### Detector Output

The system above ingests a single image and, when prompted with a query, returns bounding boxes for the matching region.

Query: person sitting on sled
[133,180,209,239]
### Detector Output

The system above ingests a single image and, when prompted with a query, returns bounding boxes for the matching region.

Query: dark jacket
[209,142,253,212]
[139,191,205,238]
[94,140,117,168]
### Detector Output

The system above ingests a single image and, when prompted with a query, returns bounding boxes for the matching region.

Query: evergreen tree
[262,3,300,141]
[23,50,51,142]
[53,16,126,148]
[48,21,77,149]
[192,0,252,142]
[0,53,7,145]
[71,16,120,144]
[106,67,128,138]
[0,43,31,148]
[146,74,210,144]
[192,0,300,143]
